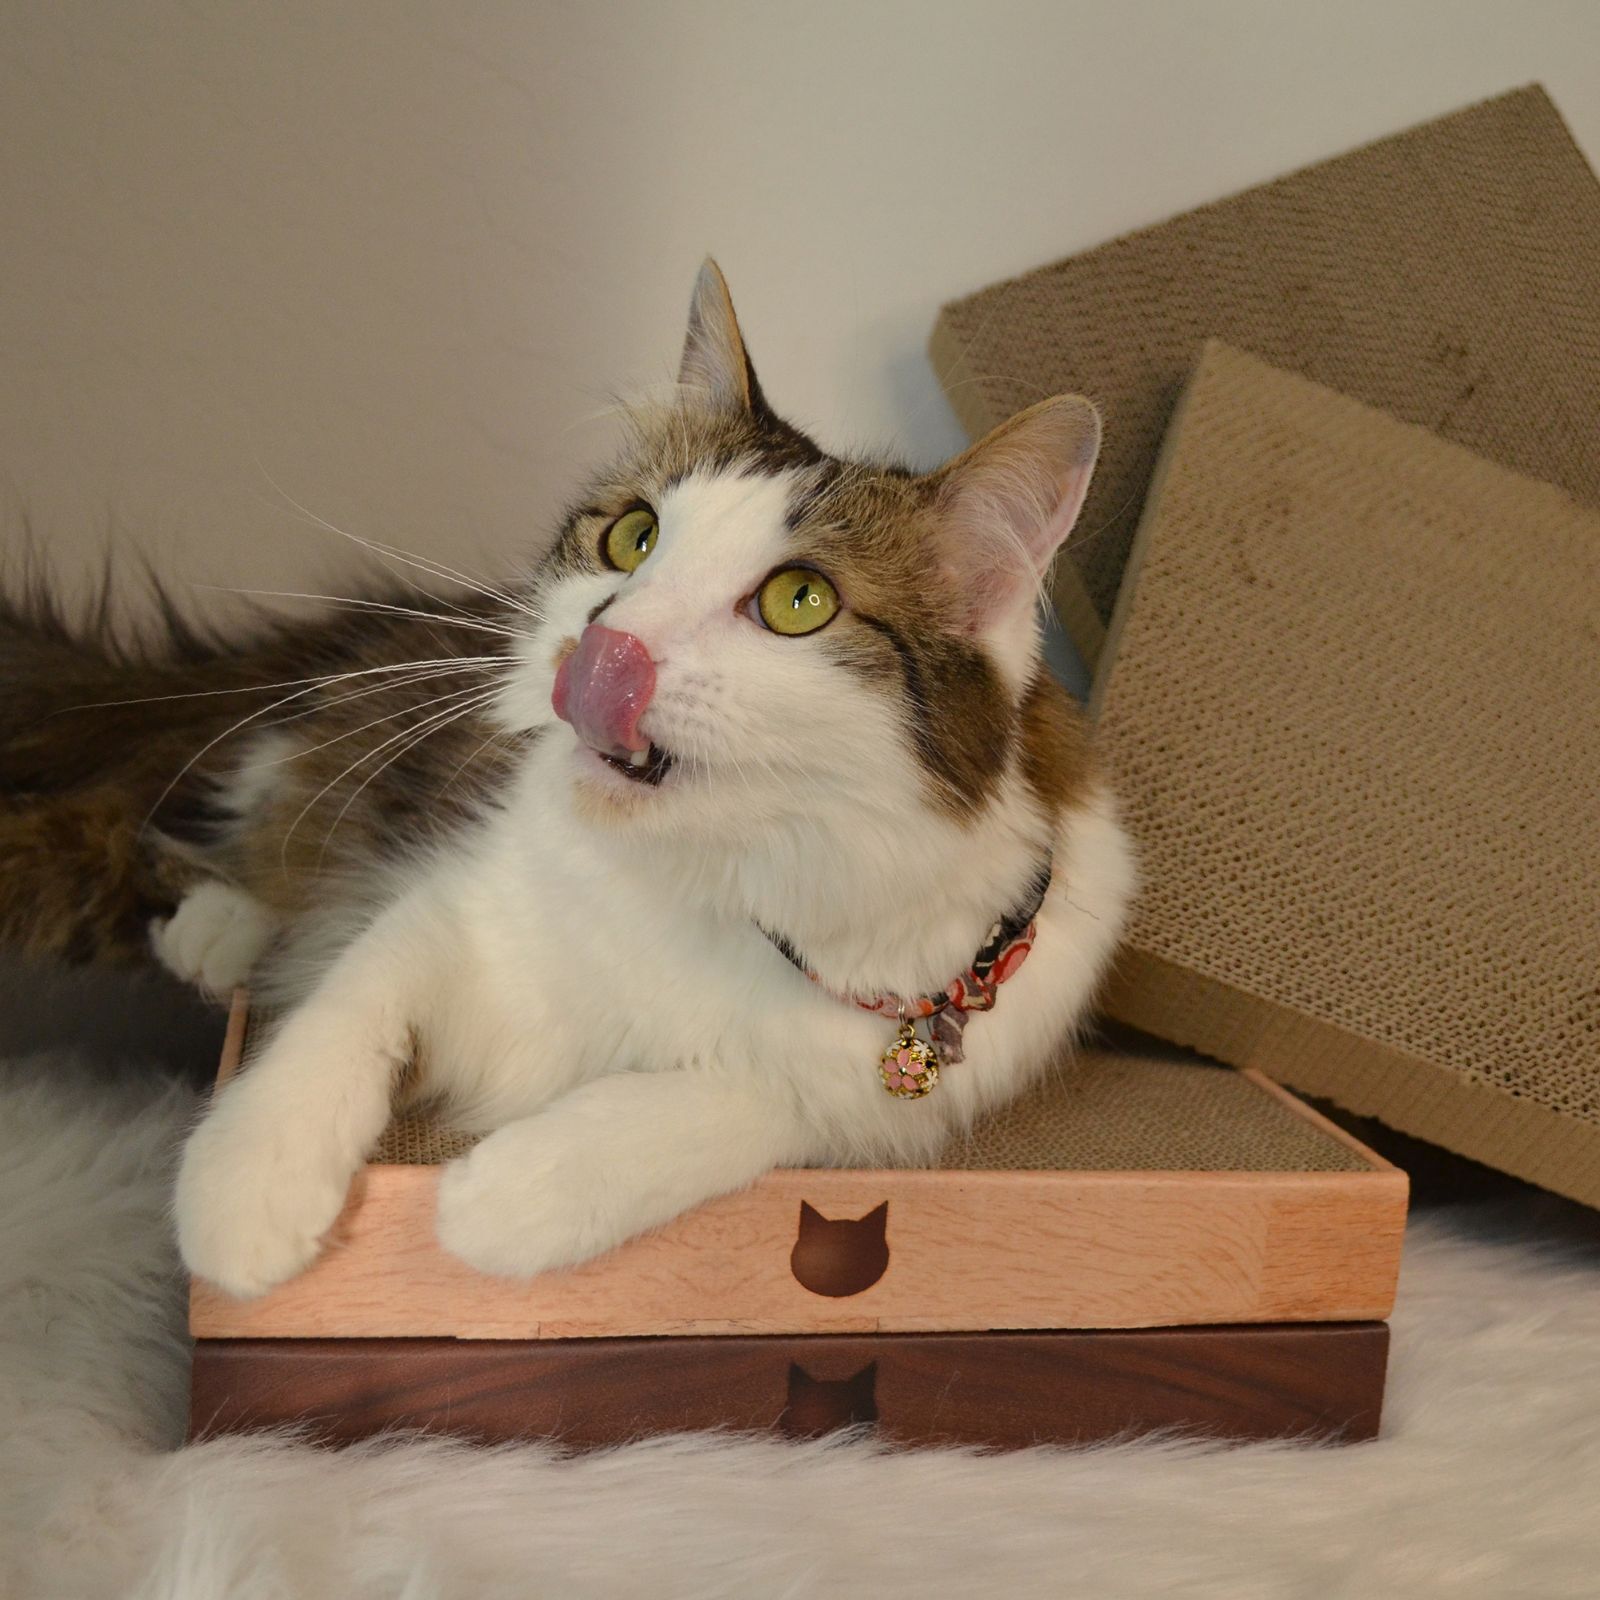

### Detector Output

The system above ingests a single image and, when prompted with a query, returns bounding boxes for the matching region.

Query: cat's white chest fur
[392,739,1131,1157]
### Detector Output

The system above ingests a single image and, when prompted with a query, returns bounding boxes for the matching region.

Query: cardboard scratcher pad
[929,85,1600,664]
[199,999,1402,1340]
[1092,341,1600,1206]
[374,1030,1369,1174]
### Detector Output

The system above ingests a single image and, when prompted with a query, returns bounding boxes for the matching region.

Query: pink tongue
[552,624,656,760]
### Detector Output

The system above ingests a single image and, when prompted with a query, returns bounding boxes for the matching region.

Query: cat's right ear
[930,394,1101,634]
[679,258,763,413]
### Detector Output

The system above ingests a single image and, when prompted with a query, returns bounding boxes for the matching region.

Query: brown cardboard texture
[1092,341,1600,1207]
[929,85,1600,663]
[376,1027,1372,1174]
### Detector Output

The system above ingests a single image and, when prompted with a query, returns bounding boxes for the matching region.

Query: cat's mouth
[592,742,675,787]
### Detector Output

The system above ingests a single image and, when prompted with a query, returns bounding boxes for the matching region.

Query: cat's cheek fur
[491,573,617,735]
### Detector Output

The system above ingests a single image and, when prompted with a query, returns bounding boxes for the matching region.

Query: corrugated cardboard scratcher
[1093,341,1600,1209]
[930,84,1600,665]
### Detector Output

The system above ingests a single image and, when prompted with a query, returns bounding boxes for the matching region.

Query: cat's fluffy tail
[0,574,259,966]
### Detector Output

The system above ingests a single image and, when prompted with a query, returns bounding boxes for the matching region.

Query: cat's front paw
[175,1113,353,1298]
[152,881,278,998]
[435,1124,622,1280]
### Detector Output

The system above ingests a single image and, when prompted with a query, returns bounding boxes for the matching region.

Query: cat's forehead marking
[656,464,797,577]
[626,396,827,494]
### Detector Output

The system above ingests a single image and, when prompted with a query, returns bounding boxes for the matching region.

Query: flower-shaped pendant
[880,1022,940,1098]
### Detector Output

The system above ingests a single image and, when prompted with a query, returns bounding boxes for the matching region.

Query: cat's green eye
[756,566,840,637]
[602,507,658,573]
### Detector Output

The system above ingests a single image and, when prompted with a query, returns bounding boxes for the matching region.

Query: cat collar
[760,859,1052,1100]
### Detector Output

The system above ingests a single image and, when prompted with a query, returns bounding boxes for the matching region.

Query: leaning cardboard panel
[1092,341,1600,1207]
[929,85,1600,664]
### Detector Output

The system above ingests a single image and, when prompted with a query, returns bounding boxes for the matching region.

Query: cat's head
[497,261,1099,851]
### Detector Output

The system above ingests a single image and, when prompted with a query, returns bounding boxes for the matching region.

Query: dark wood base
[191,1323,1388,1450]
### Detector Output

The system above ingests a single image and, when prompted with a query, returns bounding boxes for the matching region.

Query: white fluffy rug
[6,1051,1600,1600]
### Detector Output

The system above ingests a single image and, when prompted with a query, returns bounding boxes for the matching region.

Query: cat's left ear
[679,258,764,413]
[930,395,1101,633]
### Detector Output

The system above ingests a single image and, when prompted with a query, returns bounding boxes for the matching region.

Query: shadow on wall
[0,953,225,1082]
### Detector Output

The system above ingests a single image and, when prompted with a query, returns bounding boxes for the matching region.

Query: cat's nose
[551,624,657,758]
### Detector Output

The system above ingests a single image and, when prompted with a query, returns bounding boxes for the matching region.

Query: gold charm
[880,1020,939,1099]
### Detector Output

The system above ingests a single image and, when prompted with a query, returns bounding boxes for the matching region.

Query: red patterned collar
[759,859,1052,1073]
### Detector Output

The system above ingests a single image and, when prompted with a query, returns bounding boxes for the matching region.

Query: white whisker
[276,684,496,851]
[251,463,530,614]
[193,586,535,644]
[265,664,497,729]
[140,659,502,834]
[60,654,500,716]
[434,725,511,801]
[261,674,502,766]
[309,688,502,867]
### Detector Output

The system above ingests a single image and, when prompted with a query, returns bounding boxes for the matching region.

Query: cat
[1,262,1134,1296]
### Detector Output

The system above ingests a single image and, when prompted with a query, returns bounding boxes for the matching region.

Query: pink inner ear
[938,397,1100,632]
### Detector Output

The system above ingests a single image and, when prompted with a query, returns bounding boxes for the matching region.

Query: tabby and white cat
[142,263,1135,1295]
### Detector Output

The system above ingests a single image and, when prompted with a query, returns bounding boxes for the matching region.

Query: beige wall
[4,0,1598,633]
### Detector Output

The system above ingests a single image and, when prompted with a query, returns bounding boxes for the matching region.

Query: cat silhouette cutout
[789,1200,890,1297]
[780,1361,879,1437]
